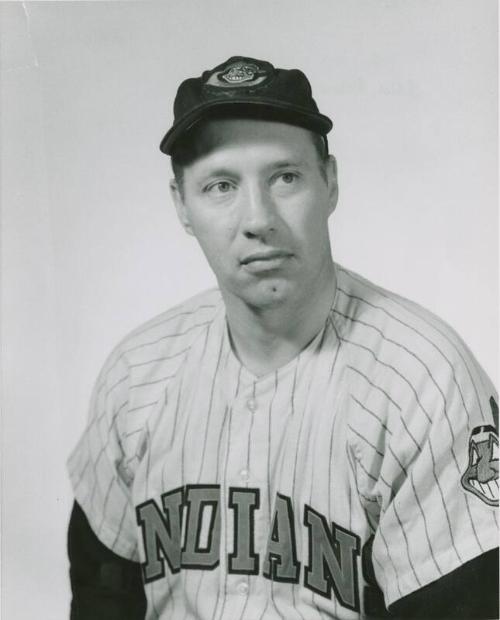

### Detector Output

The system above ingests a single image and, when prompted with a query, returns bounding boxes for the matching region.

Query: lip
[240,250,293,265]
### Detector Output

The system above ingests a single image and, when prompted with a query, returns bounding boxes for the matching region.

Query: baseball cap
[160,56,333,155]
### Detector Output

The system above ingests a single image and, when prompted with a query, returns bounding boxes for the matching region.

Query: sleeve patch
[461,399,498,507]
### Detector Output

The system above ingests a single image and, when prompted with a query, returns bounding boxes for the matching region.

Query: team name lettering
[303,504,360,610]
[262,493,300,583]
[228,487,260,574]
[136,486,184,582]
[136,485,361,611]
[181,485,221,569]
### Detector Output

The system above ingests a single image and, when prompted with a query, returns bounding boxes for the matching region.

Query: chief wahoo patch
[204,59,270,89]
[461,397,499,506]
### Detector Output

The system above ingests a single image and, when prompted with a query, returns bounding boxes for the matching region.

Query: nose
[241,182,277,239]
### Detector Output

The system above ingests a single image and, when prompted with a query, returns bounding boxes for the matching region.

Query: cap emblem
[205,60,269,89]
[221,62,259,83]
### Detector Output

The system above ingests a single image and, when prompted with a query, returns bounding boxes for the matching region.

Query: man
[67,56,498,619]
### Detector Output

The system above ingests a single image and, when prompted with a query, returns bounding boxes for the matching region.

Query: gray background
[1,1,497,618]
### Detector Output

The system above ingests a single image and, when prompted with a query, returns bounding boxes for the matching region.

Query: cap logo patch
[205,60,269,89]
[221,62,259,84]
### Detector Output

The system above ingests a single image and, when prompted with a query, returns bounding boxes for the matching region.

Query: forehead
[188,118,319,164]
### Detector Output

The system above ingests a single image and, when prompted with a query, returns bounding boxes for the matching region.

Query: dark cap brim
[160,99,333,155]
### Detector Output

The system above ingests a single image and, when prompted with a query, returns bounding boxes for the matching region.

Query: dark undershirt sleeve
[68,501,147,620]
[387,548,499,619]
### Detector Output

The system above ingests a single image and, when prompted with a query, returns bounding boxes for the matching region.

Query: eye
[205,181,235,195]
[277,172,298,185]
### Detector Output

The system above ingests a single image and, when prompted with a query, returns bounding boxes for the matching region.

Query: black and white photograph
[1,1,498,618]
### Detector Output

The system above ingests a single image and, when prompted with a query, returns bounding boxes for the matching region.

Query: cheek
[190,217,237,263]
[290,202,331,247]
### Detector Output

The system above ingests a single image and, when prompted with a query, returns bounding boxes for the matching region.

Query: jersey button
[237,581,249,595]
[239,468,250,482]
[246,398,257,412]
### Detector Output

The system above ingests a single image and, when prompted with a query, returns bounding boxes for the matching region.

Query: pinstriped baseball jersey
[68,263,498,619]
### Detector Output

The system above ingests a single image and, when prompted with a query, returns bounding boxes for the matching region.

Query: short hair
[170,114,329,195]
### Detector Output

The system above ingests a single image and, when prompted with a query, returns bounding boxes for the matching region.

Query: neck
[223,260,337,376]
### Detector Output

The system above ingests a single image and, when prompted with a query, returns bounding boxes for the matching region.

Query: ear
[169,179,194,235]
[325,155,339,215]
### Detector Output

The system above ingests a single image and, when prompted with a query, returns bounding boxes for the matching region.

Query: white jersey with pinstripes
[68,263,498,619]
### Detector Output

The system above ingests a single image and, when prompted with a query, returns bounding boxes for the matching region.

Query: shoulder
[109,288,223,371]
[333,263,491,390]
[333,264,496,456]
[334,263,463,352]
[90,287,224,420]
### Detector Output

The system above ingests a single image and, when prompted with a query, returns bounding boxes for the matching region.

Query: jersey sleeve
[67,348,145,561]
[352,346,498,608]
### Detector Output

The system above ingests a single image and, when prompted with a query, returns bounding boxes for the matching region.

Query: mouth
[241,250,293,265]
[240,250,293,271]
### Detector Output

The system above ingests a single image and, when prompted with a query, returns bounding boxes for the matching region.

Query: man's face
[171,119,338,310]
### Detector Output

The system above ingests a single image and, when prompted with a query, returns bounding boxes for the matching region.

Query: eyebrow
[268,160,308,170]
[200,161,306,175]
[198,167,237,179]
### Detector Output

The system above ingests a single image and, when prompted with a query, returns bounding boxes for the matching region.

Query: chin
[243,279,294,309]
